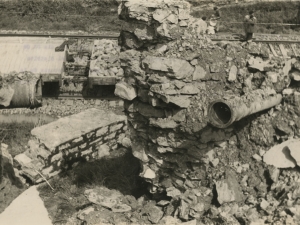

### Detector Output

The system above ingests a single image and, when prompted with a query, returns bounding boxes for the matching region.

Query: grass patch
[0,0,121,32]
[0,122,35,157]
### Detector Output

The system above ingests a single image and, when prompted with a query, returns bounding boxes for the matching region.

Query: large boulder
[142,56,194,80]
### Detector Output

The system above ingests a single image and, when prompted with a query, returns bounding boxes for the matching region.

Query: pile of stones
[89,39,124,77]
[113,0,300,224]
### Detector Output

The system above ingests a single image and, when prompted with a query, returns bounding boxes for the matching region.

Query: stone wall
[115,0,300,224]
[14,108,128,183]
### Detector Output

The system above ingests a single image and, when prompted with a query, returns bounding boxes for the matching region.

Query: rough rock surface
[89,39,124,77]
[216,170,244,205]
[114,0,300,224]
[84,187,131,212]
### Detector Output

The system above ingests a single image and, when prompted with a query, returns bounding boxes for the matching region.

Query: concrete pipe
[9,79,41,108]
[208,89,282,128]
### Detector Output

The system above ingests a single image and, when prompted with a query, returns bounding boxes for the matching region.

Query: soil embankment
[0,0,299,34]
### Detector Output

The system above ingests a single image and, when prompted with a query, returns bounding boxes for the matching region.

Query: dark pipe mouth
[208,101,233,128]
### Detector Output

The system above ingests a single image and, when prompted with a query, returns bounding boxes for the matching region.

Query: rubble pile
[89,39,124,77]
[113,0,300,224]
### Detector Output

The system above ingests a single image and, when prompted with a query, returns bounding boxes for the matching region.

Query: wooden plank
[279,44,288,58]
[41,74,61,82]
[269,43,278,57]
[291,44,298,57]
[89,77,116,87]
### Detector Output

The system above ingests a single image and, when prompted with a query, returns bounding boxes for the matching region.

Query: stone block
[89,138,103,146]
[58,143,70,151]
[69,147,79,154]
[115,82,137,100]
[14,153,32,167]
[104,132,117,141]
[98,144,110,159]
[51,152,63,163]
[81,148,93,156]
[31,108,126,150]
[96,126,109,137]
[109,101,117,107]
[142,56,194,80]
[79,143,87,149]
[109,123,124,133]
[72,136,83,144]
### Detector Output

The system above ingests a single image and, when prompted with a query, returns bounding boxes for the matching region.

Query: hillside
[0,0,299,34]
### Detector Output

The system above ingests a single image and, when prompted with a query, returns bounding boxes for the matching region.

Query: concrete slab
[31,108,126,150]
[0,37,65,75]
[0,186,53,225]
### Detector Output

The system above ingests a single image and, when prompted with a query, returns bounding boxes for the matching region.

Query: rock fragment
[263,139,298,168]
[228,65,237,81]
[114,82,137,100]
[142,56,194,80]
[287,140,300,166]
[216,170,243,205]
[84,187,131,212]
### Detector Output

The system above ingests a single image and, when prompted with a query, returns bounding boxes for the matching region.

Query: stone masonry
[115,0,300,223]
[14,108,127,183]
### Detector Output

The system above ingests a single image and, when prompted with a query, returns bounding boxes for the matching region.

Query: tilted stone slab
[31,108,127,151]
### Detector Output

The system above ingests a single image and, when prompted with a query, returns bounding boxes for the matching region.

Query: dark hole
[90,85,116,98]
[42,82,60,97]
[212,102,232,125]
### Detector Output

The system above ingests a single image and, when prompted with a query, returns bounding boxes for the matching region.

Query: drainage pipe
[208,89,282,128]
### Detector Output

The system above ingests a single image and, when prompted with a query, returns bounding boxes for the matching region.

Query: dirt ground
[37,151,148,225]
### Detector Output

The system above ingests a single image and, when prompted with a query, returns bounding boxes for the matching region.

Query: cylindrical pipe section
[9,79,41,108]
[208,89,282,128]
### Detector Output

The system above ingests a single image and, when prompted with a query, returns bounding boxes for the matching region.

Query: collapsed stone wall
[115,0,300,224]
[14,108,128,183]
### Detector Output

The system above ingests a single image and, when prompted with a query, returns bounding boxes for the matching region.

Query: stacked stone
[89,39,124,77]
[115,0,300,223]
[115,0,228,221]
[118,0,207,50]
[14,109,128,183]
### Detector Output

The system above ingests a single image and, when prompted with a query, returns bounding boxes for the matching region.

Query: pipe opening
[211,102,232,125]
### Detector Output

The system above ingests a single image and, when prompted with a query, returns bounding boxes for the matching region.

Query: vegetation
[0,0,121,32]
[0,122,34,156]
[192,1,300,34]
[0,0,299,34]
[0,115,51,156]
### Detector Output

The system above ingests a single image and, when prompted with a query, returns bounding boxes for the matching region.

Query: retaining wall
[14,108,127,183]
